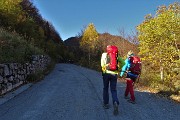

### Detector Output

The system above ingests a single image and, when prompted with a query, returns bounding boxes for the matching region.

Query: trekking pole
[136,73,141,83]
[134,73,141,89]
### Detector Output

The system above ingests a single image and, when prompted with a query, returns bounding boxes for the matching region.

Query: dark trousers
[103,73,119,105]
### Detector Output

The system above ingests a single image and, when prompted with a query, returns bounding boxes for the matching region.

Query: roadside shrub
[139,65,161,88]
[26,60,56,82]
[26,70,44,82]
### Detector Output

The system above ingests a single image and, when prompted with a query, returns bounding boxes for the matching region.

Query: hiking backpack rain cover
[106,45,118,71]
[129,56,141,75]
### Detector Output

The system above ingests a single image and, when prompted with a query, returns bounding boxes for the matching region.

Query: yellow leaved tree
[137,2,180,91]
[80,23,99,65]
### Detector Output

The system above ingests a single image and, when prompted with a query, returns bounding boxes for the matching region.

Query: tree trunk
[88,48,91,66]
[160,49,164,82]
[160,66,164,81]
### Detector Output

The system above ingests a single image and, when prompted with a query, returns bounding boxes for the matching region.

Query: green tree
[80,23,99,65]
[137,2,180,90]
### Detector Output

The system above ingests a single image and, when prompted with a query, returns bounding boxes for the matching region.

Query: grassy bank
[0,28,44,63]
[0,28,56,83]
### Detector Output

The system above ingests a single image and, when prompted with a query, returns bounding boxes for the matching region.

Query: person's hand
[132,81,135,86]
[122,72,127,78]
[102,66,106,72]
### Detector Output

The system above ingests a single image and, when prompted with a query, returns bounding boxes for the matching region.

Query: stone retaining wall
[0,55,51,95]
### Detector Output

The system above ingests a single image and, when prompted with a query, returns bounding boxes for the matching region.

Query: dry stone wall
[0,55,51,95]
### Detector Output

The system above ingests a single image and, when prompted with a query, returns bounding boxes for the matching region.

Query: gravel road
[0,63,179,120]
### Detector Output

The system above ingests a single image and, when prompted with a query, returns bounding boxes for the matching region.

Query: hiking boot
[124,96,129,99]
[127,99,136,104]
[113,102,119,115]
[103,104,109,109]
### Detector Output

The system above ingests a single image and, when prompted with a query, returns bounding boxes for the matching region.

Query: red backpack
[129,56,142,75]
[106,45,118,71]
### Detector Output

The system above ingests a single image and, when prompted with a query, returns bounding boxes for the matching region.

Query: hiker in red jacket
[120,51,141,104]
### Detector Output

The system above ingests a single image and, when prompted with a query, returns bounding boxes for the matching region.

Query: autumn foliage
[137,2,180,92]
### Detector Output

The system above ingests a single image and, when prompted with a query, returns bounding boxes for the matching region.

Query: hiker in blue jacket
[120,51,138,104]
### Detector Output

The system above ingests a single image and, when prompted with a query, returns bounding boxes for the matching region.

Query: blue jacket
[120,58,131,77]
[120,55,138,81]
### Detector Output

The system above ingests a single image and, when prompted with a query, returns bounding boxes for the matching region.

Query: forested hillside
[0,0,67,63]
[64,33,139,65]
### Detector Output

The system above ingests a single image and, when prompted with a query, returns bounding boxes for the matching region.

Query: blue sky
[32,0,178,41]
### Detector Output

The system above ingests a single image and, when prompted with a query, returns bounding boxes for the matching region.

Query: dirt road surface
[0,64,179,120]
